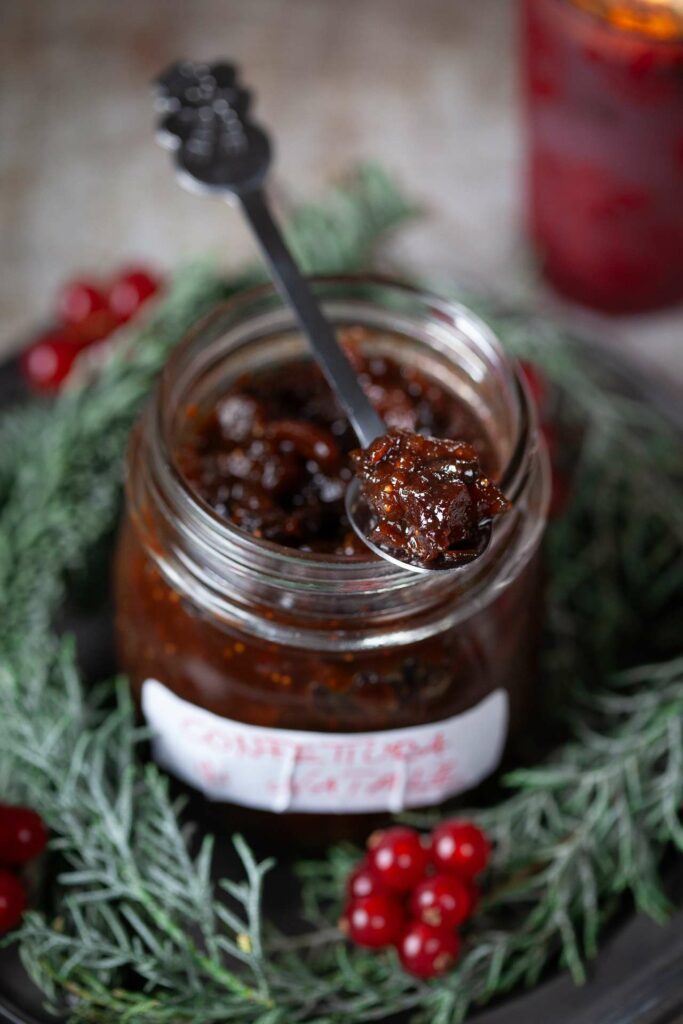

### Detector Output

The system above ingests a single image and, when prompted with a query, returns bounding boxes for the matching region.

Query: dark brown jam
[174,339,497,557]
[351,430,510,568]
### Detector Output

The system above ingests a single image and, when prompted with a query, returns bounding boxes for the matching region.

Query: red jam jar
[114,277,550,844]
[522,0,683,312]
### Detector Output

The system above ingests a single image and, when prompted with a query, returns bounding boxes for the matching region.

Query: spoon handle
[239,189,385,448]
[154,60,384,449]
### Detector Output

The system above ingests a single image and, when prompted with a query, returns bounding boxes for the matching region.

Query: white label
[142,679,508,814]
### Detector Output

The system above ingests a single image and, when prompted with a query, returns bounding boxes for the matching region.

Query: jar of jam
[522,0,683,312]
[115,276,550,845]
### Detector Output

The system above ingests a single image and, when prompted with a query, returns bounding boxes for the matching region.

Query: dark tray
[1,344,682,1024]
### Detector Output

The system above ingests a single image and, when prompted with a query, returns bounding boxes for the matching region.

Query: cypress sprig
[0,169,681,1023]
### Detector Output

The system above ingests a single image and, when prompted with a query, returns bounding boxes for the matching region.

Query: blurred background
[1,0,681,386]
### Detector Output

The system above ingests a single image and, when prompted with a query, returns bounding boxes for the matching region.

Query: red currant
[0,805,48,865]
[0,870,27,933]
[539,421,558,461]
[367,827,429,892]
[340,893,404,948]
[519,359,548,414]
[548,467,571,520]
[108,267,161,322]
[410,873,474,929]
[20,331,83,392]
[397,921,460,979]
[73,308,119,345]
[58,280,108,327]
[347,859,387,901]
[540,424,572,520]
[431,820,491,880]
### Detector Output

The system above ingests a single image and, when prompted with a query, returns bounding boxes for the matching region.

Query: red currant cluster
[0,804,48,934]
[21,267,162,393]
[340,820,490,979]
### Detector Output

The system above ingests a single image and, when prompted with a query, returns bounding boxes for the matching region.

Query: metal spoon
[153,60,490,573]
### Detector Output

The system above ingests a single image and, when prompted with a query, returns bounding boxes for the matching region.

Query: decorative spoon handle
[153,60,385,448]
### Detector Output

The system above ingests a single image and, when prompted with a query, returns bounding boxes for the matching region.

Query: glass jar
[522,0,683,312]
[114,276,550,845]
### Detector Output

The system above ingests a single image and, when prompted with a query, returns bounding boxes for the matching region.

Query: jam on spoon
[351,430,510,569]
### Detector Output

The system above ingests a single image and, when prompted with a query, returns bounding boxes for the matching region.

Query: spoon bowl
[344,478,493,575]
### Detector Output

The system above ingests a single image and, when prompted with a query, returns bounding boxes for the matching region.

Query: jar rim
[149,273,537,590]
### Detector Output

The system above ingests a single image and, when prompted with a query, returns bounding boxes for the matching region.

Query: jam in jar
[115,277,550,844]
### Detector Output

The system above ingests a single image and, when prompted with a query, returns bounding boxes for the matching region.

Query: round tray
[0,344,681,1024]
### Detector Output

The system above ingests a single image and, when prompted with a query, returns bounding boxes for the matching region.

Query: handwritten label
[142,679,508,814]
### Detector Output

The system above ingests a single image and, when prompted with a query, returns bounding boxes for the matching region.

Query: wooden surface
[1,0,682,387]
